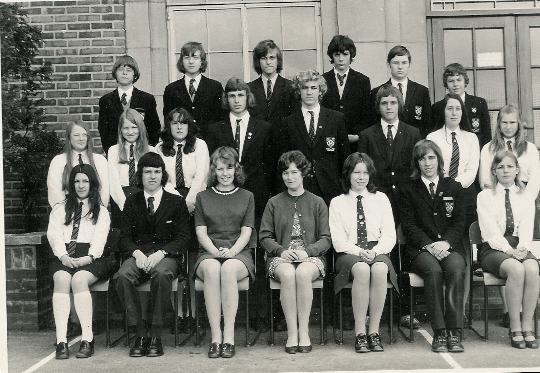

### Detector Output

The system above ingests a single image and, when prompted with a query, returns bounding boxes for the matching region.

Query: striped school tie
[128,144,136,186]
[176,144,185,188]
[448,132,459,179]
[67,202,83,256]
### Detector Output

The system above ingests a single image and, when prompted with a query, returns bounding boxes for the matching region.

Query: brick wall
[4,0,127,233]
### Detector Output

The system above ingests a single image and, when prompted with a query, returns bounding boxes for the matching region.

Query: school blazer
[248,75,296,128]
[321,68,372,135]
[98,87,161,153]
[358,121,421,196]
[399,177,466,266]
[432,93,491,147]
[279,107,350,204]
[162,75,225,140]
[120,189,191,258]
[206,116,273,219]
[370,79,432,138]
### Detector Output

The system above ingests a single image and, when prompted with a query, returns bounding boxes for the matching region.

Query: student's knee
[275,264,296,285]
[71,272,91,292]
[351,262,370,284]
[371,262,388,280]
[502,259,525,281]
[53,271,72,292]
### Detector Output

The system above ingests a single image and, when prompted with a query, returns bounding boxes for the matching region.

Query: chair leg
[339,291,344,345]
[174,290,178,347]
[484,284,488,340]
[245,290,250,347]
[409,287,414,342]
[124,310,129,347]
[105,290,110,348]
[388,289,394,344]
[194,290,200,347]
[269,284,275,346]
[320,287,325,345]
[535,306,538,338]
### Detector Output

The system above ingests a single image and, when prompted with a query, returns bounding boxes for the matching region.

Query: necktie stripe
[189,79,196,101]
[67,202,83,256]
[147,196,155,216]
[234,119,241,155]
[121,92,127,106]
[387,125,394,147]
[266,80,272,102]
[176,143,185,189]
[128,144,136,187]
[449,131,460,179]
[308,110,315,142]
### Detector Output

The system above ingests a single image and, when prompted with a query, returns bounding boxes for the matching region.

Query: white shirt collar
[390,77,408,87]
[380,118,399,131]
[301,104,320,117]
[144,187,164,208]
[496,182,519,194]
[118,86,134,99]
[348,188,370,199]
[334,67,350,77]
[230,111,250,126]
[262,74,278,86]
[421,175,439,191]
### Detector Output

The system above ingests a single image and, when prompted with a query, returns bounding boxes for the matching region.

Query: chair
[193,247,256,348]
[396,225,424,342]
[268,276,326,346]
[334,281,395,345]
[468,221,539,340]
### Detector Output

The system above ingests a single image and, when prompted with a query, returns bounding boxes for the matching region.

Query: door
[431,17,519,135]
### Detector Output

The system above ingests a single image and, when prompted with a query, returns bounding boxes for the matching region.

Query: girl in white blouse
[107,109,154,226]
[479,104,540,197]
[47,164,114,359]
[477,151,539,349]
[47,121,109,207]
[329,152,396,353]
[154,107,209,332]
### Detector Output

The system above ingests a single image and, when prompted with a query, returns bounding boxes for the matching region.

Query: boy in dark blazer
[370,45,432,138]
[163,42,224,141]
[432,63,491,147]
[399,140,466,353]
[321,35,371,151]
[98,55,161,153]
[280,70,350,206]
[358,84,421,217]
[115,153,191,358]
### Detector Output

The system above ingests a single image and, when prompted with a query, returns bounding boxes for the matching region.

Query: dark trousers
[411,251,465,330]
[115,257,179,329]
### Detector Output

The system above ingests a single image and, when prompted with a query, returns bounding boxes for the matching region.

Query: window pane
[530,27,540,66]
[532,69,540,107]
[476,70,506,109]
[488,110,498,137]
[444,29,473,67]
[533,109,540,147]
[207,52,243,86]
[466,69,475,94]
[207,9,242,51]
[281,50,317,80]
[172,10,208,52]
[282,7,316,50]
[475,28,504,67]
[246,7,282,49]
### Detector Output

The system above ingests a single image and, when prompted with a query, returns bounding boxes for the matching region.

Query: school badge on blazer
[414,105,422,120]
[471,118,480,132]
[325,137,335,152]
[443,196,454,217]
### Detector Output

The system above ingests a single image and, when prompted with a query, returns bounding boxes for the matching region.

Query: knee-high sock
[74,291,93,342]
[53,293,71,344]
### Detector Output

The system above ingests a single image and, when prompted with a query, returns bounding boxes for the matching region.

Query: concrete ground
[6,319,540,373]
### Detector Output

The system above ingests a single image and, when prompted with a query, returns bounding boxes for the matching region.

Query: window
[167,2,322,85]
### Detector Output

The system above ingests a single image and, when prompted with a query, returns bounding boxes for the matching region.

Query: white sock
[53,293,71,344]
[74,291,93,342]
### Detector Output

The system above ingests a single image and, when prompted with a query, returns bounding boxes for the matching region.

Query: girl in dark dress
[47,164,114,359]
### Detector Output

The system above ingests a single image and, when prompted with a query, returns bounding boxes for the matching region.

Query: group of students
[45,35,540,360]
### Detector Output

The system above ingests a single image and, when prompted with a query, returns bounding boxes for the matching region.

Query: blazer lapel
[241,118,256,160]
[178,77,191,104]
[111,89,124,113]
[405,80,416,107]
[374,125,390,163]
[291,110,311,146]
[416,178,435,207]
[137,193,153,224]
[267,76,284,116]
[153,191,169,225]
[313,108,329,146]
[193,75,208,105]
[341,69,354,100]
[390,121,406,165]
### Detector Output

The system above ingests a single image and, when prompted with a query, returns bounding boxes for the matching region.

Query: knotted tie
[387,125,394,147]
[128,144,136,186]
[357,195,368,247]
[176,143,185,189]
[189,78,196,101]
[67,202,83,256]
[337,73,346,87]
[397,82,403,97]
[147,196,155,216]
[504,188,514,236]
[308,110,315,142]
[78,153,84,166]
[120,92,127,106]
[234,119,241,155]
[507,140,513,153]
[449,131,460,179]
[266,79,272,102]
[429,182,435,199]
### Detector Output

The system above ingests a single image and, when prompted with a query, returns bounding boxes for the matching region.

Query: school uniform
[358,120,421,218]
[279,105,350,205]
[115,188,191,330]
[370,79,432,138]
[249,74,296,128]
[432,93,491,147]
[47,151,110,208]
[98,87,161,153]
[321,68,372,139]
[163,75,225,141]
[399,177,467,330]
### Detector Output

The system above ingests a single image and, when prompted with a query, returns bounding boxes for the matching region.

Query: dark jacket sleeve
[119,196,141,256]
[210,81,225,123]
[336,112,351,169]
[98,95,114,153]
[305,198,331,257]
[162,83,175,118]
[358,76,372,134]
[145,94,161,146]
[420,87,433,138]
[259,199,285,257]
[160,197,191,257]
[479,98,491,147]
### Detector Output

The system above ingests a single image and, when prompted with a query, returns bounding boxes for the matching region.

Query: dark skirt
[50,243,118,279]
[193,248,255,281]
[478,238,538,277]
[334,252,398,295]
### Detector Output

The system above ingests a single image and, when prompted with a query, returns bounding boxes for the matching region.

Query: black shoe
[509,331,526,349]
[431,330,448,353]
[367,332,384,352]
[146,337,164,357]
[523,331,538,349]
[129,336,148,357]
[208,342,222,358]
[284,345,298,354]
[221,343,235,358]
[297,345,312,353]
[355,334,370,353]
[501,312,510,328]
[55,342,69,359]
[447,330,464,353]
[76,339,94,358]
[400,315,421,329]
